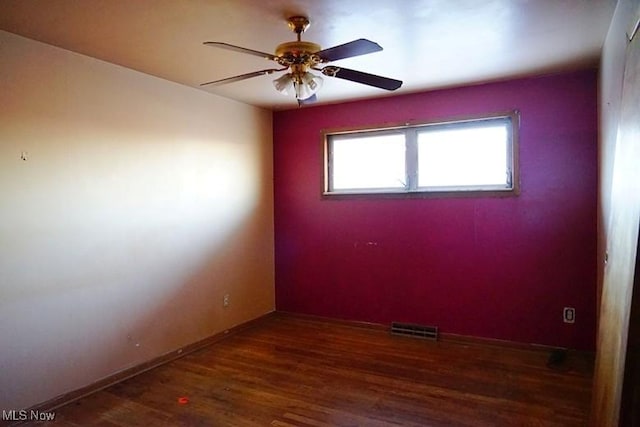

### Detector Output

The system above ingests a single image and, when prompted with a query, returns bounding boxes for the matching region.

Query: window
[324,112,518,197]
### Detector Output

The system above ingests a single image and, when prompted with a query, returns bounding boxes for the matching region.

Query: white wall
[599,0,637,252]
[592,0,640,425]
[0,30,274,410]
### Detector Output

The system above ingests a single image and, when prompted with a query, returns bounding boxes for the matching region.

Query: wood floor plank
[29,313,593,426]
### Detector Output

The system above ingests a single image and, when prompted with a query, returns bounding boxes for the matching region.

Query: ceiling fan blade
[316,39,382,62]
[321,66,402,91]
[203,42,277,61]
[200,69,283,87]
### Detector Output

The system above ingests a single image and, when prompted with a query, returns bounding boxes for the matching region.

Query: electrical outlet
[223,294,230,308]
[563,307,575,323]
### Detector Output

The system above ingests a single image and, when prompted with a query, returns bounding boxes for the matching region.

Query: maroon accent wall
[273,70,598,350]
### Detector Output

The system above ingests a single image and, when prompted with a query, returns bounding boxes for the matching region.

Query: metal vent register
[391,322,438,340]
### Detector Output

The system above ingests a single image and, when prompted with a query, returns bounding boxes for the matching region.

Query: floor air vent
[391,322,438,340]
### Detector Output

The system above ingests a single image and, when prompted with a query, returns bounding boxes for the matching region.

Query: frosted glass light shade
[273,73,294,95]
[294,72,323,100]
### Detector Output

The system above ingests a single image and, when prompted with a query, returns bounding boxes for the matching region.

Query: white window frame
[323,111,519,198]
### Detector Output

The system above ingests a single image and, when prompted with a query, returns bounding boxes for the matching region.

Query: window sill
[322,187,519,199]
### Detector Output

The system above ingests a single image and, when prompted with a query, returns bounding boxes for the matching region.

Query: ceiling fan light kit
[273,71,323,99]
[201,15,402,105]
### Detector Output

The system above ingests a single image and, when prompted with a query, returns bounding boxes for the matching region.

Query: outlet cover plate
[563,307,575,323]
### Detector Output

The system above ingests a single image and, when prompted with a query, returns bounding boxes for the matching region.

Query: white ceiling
[0,0,616,110]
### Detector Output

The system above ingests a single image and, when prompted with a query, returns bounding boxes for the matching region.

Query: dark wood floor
[34,313,593,426]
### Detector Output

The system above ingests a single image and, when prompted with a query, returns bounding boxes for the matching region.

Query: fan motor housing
[275,41,321,57]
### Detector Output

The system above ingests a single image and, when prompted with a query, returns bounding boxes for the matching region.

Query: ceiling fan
[200,16,402,105]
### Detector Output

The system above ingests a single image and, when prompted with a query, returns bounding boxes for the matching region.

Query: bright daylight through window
[324,113,518,196]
